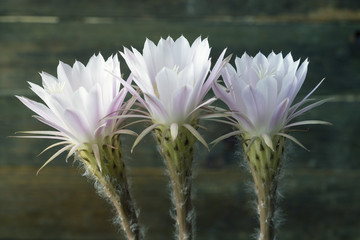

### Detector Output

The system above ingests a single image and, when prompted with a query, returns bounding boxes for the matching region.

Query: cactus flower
[213,52,330,240]
[16,53,141,240]
[121,36,229,240]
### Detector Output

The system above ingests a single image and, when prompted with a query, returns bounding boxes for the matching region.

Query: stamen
[252,63,276,80]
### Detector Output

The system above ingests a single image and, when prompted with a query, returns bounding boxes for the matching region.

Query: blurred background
[1,0,360,239]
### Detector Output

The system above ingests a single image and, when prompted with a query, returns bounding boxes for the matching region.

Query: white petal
[294,59,309,93]
[63,109,91,143]
[17,96,58,125]
[253,52,269,71]
[41,71,59,91]
[212,82,235,111]
[156,67,178,109]
[235,52,251,75]
[269,98,289,132]
[172,85,192,121]
[156,37,175,70]
[144,93,169,124]
[173,35,191,67]
[57,61,72,84]
[28,81,51,105]
[200,48,227,99]
[143,39,158,79]
[241,85,258,121]
[71,61,91,91]
[87,84,103,131]
[268,52,284,74]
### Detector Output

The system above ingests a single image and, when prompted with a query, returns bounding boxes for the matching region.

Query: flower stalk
[16,54,143,239]
[243,133,285,240]
[213,51,329,238]
[121,36,229,239]
[79,135,141,240]
[154,125,196,240]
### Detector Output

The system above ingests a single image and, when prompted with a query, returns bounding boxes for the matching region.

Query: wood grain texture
[1,166,359,239]
[1,1,360,239]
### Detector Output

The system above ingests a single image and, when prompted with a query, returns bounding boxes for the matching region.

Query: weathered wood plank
[0,2,359,239]
[1,21,359,95]
[0,166,359,239]
[0,0,360,20]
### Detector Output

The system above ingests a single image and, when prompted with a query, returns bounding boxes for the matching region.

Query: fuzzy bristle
[242,133,285,240]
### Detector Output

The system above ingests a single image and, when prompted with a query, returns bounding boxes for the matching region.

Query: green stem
[243,134,285,240]
[154,126,196,240]
[79,136,141,240]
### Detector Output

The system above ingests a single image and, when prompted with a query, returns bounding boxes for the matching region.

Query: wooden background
[1,0,360,239]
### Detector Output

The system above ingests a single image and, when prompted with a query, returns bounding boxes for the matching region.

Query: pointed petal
[212,81,236,111]
[183,123,209,150]
[107,114,152,121]
[269,98,290,132]
[32,115,76,140]
[241,85,258,122]
[288,98,329,122]
[63,109,90,143]
[131,123,161,152]
[15,130,66,136]
[245,137,258,154]
[66,144,80,162]
[186,97,217,119]
[37,145,72,174]
[284,120,332,129]
[210,130,244,147]
[289,78,325,117]
[111,129,138,137]
[120,119,152,130]
[276,132,309,151]
[38,141,70,156]
[16,96,56,124]
[201,118,239,128]
[156,67,179,106]
[12,135,68,141]
[143,93,169,123]
[201,50,229,98]
[172,85,192,121]
[92,144,102,172]
[107,71,148,108]
[199,112,233,119]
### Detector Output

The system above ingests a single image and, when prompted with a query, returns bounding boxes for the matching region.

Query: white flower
[213,52,329,149]
[120,36,229,148]
[16,53,134,170]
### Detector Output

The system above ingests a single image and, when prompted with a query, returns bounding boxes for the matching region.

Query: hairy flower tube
[213,52,330,240]
[121,36,229,240]
[16,54,142,240]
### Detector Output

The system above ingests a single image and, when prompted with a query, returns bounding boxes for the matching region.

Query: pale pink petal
[123,36,227,126]
[173,35,191,67]
[17,96,58,125]
[156,67,179,110]
[200,48,227,99]
[63,109,91,143]
[173,85,192,121]
[268,98,290,132]
[18,53,125,147]
[241,85,258,126]
[215,51,324,139]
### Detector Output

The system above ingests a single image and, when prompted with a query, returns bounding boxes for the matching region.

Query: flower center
[172,65,180,74]
[253,64,276,80]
